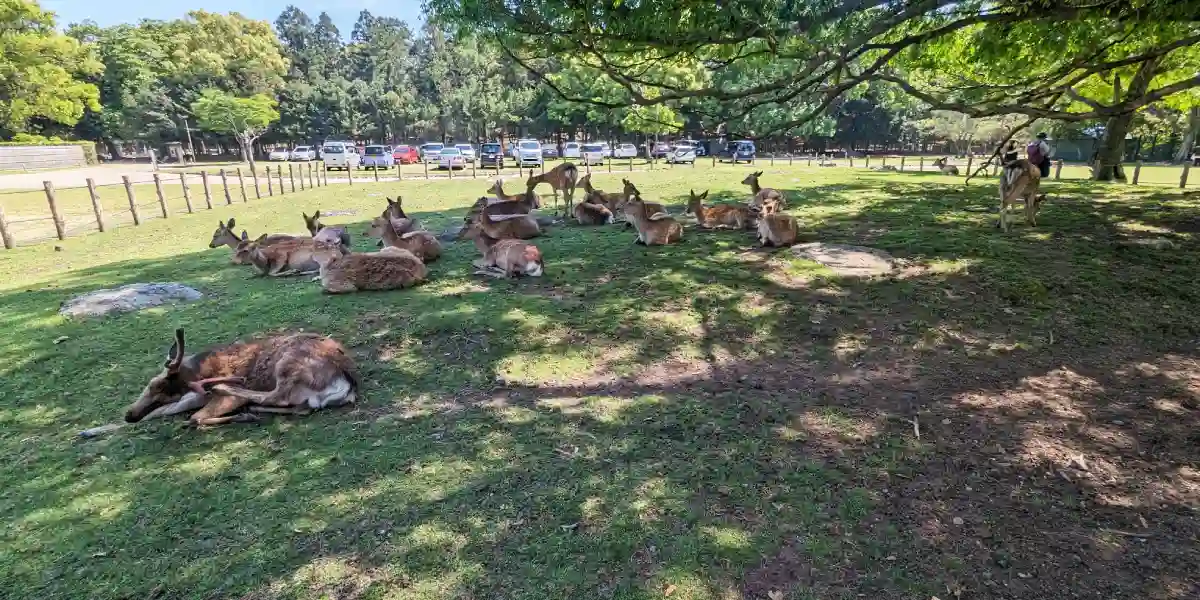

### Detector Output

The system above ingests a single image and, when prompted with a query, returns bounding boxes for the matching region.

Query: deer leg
[210,382,307,409]
[1025,193,1037,227]
[188,394,258,426]
[249,405,312,416]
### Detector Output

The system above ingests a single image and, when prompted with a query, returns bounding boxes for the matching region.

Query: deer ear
[255,233,268,243]
[313,210,320,219]
[164,328,185,370]
[699,190,708,200]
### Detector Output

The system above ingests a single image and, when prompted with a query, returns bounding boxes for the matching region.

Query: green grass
[1,164,1198,599]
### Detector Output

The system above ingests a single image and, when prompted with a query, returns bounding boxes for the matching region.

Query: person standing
[1026,132,1052,177]
[1002,140,1019,164]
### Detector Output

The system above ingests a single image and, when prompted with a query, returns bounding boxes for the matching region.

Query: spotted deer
[688,189,754,229]
[526,162,578,217]
[310,239,428,293]
[123,328,358,426]
[625,195,683,245]
[578,174,625,211]
[460,220,545,278]
[742,171,786,214]
[997,159,1045,232]
[365,216,442,262]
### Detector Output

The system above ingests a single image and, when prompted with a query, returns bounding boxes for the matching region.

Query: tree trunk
[239,136,257,171]
[1095,58,1161,181]
[1173,106,1200,163]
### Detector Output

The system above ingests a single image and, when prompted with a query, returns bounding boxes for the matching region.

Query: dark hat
[1036,132,1048,139]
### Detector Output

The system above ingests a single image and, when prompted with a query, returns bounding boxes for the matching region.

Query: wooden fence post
[219,169,232,204]
[43,181,66,239]
[266,166,274,195]
[237,168,248,201]
[298,164,306,190]
[864,155,870,169]
[347,165,354,185]
[965,155,974,180]
[423,160,428,180]
[900,156,906,171]
[1132,160,1143,185]
[123,175,142,225]
[0,203,12,249]
[540,160,546,175]
[712,154,717,168]
[770,154,775,167]
[152,174,169,218]
[201,172,213,208]
[848,156,854,168]
[449,162,455,179]
[87,177,106,230]
[919,156,925,172]
[277,165,285,192]
[288,164,296,192]
[373,164,380,182]
[629,155,634,171]
[807,156,812,166]
[472,160,477,179]
[1180,162,1191,189]
[1054,160,1063,180]
[251,165,262,198]
[308,163,315,188]
[397,163,403,181]
[178,174,194,213]
[789,153,793,166]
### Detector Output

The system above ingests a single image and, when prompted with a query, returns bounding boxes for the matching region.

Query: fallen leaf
[53,336,69,344]
[1138,515,1148,529]
[768,591,784,600]
[664,583,677,596]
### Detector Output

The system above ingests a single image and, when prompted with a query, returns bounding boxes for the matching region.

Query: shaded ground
[0,167,1197,599]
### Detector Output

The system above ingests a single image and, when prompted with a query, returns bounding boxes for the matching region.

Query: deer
[526,162,578,218]
[613,178,666,227]
[578,174,626,211]
[469,189,540,218]
[365,216,442,262]
[574,197,614,225]
[687,189,754,229]
[209,219,296,264]
[757,213,800,247]
[742,171,787,214]
[309,238,428,293]
[486,179,524,203]
[302,210,351,248]
[123,328,359,427]
[625,195,683,246]
[997,159,1045,232]
[241,235,320,276]
[382,197,420,234]
[461,201,542,240]
[460,220,545,278]
[932,157,960,176]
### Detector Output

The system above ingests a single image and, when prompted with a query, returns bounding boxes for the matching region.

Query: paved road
[0,164,165,190]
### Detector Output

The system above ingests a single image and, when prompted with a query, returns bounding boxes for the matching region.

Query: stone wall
[0,145,88,171]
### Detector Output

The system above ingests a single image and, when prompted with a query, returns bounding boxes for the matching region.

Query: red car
[392,145,419,164]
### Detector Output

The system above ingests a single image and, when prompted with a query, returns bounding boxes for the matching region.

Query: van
[718,140,757,164]
[322,141,360,171]
[515,139,543,168]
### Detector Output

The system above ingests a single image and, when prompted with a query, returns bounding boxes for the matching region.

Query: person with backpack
[1026,132,1052,177]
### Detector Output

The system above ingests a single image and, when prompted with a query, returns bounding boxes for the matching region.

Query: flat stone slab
[791,243,896,277]
[61,282,203,318]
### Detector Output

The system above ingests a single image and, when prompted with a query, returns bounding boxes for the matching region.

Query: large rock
[791,243,896,277]
[61,283,203,318]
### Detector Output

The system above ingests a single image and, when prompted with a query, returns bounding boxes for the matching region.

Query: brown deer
[756,213,800,247]
[574,198,614,225]
[461,221,545,278]
[997,159,1045,232]
[469,189,540,218]
[688,189,754,229]
[613,178,666,227]
[365,216,442,262]
[578,174,625,211]
[382,197,420,234]
[625,195,683,245]
[310,239,428,293]
[526,162,578,217]
[932,157,960,176]
[123,328,359,426]
[242,235,320,276]
[461,204,541,240]
[209,219,296,264]
[742,171,786,214]
[486,179,524,203]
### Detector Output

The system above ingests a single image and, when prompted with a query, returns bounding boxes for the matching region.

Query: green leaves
[190,89,279,138]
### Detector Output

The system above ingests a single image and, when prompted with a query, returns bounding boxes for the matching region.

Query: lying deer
[365,216,442,262]
[469,189,540,218]
[123,328,359,426]
[932,157,959,176]
[461,220,545,278]
[302,210,351,247]
[383,197,420,234]
[209,219,296,264]
[742,171,786,214]
[757,213,800,247]
[997,159,1045,232]
[614,178,666,226]
[688,189,754,229]
[578,174,625,211]
[310,238,428,293]
[241,235,320,276]
[486,179,524,203]
[526,162,578,217]
[625,195,683,245]
[574,197,614,225]
[461,201,541,240]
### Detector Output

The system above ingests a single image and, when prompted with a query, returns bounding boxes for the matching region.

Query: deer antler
[165,328,185,370]
[187,376,247,396]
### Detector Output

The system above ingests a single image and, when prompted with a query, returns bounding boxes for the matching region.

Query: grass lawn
[1,165,1198,600]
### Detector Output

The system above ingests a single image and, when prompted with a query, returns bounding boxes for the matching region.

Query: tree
[0,0,101,137]
[190,90,279,168]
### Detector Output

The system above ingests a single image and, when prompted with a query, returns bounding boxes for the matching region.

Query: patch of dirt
[791,242,896,277]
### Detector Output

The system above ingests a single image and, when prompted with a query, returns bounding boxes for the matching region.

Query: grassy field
[1,165,1198,599]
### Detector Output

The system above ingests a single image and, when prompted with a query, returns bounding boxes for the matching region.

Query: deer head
[209,218,238,248]
[125,329,196,423]
[386,197,407,219]
[302,211,323,236]
[741,171,764,187]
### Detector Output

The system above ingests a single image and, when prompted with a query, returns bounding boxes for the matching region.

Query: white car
[666,145,697,164]
[321,142,360,171]
[614,143,638,159]
[454,144,476,163]
[420,143,444,163]
[438,147,466,170]
[580,143,606,166]
[290,146,316,161]
[600,143,613,158]
[562,142,582,159]
[268,148,290,161]
[515,139,543,168]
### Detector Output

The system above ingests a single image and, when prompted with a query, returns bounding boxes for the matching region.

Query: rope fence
[0,156,1193,249]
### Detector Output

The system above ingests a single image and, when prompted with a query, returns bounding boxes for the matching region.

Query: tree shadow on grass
[1,184,1198,599]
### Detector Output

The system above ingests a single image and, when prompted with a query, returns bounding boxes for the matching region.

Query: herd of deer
[123,159,1045,428]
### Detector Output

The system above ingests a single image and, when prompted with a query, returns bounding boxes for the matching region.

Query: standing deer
[741,171,786,214]
[997,159,1045,232]
[526,162,578,218]
[123,328,359,426]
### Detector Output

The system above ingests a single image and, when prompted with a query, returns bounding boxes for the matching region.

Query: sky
[41,0,426,37]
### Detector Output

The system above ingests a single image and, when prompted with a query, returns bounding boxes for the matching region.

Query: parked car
[290,146,317,161]
[479,142,505,168]
[600,143,613,158]
[439,147,467,170]
[392,145,419,164]
[718,140,757,163]
[648,142,671,159]
[516,139,543,168]
[680,139,706,156]
[562,142,582,159]
[580,143,606,166]
[666,144,697,164]
[542,146,559,159]
[454,144,476,163]
[268,147,290,161]
[420,142,445,163]
[362,145,395,169]
[614,143,638,159]
[321,141,360,171]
